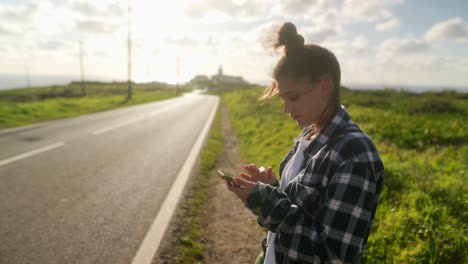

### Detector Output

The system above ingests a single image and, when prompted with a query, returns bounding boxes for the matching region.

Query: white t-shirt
[264,137,311,264]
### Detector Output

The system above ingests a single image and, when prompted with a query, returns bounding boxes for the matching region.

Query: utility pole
[127,0,132,100]
[24,63,31,89]
[79,40,86,96]
[176,56,180,95]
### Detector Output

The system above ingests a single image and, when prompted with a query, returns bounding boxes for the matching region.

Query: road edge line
[130,96,219,264]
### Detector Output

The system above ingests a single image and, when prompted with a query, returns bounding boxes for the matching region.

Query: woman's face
[276,75,328,128]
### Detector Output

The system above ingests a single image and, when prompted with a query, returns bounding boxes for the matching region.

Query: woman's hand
[226,177,256,204]
[241,164,277,185]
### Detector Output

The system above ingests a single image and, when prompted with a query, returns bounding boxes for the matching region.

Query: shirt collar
[320,105,355,139]
[300,105,358,155]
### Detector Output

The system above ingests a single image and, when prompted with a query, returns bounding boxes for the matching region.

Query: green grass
[224,87,467,263]
[0,82,185,129]
[175,107,224,263]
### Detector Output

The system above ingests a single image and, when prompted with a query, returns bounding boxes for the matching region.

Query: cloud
[314,9,339,25]
[278,0,318,15]
[351,35,369,52]
[185,0,269,20]
[271,1,339,27]
[70,1,123,17]
[0,3,37,22]
[0,39,18,54]
[424,17,468,42]
[164,36,200,48]
[376,17,400,32]
[318,36,372,60]
[380,37,430,55]
[304,25,339,43]
[184,0,337,26]
[0,1,77,36]
[71,1,100,16]
[442,57,468,72]
[0,24,17,35]
[106,1,123,16]
[206,36,217,48]
[0,2,38,36]
[68,1,125,36]
[377,37,433,69]
[37,40,71,51]
[341,0,403,23]
[75,19,119,33]
[455,57,468,71]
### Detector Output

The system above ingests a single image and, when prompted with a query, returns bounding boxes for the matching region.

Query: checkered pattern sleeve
[319,160,378,263]
[246,157,381,263]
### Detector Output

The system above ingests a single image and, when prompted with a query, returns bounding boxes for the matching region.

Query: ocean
[342,82,468,94]
[0,74,467,93]
[0,74,123,90]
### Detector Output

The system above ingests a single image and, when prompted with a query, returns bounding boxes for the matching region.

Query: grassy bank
[172,107,224,263]
[224,87,467,263]
[0,82,185,129]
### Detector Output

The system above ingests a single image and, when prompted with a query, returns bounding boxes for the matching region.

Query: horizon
[1,73,467,94]
[1,1,468,90]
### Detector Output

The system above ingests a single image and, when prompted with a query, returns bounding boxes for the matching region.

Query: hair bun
[276,22,304,55]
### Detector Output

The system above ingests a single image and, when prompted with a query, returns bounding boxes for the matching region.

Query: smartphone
[217,170,235,182]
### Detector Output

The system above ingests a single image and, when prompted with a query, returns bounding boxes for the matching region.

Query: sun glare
[130,0,209,84]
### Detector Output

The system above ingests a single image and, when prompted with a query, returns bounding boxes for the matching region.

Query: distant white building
[189,65,248,89]
[210,65,247,85]
[190,75,210,83]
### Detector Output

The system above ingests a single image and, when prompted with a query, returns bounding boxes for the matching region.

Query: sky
[1,0,468,90]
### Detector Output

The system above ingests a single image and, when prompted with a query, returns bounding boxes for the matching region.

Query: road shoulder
[153,104,265,263]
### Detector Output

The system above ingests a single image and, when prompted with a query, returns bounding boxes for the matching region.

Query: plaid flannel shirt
[246,106,384,264]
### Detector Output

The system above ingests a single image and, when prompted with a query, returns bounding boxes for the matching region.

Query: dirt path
[154,105,266,263]
[202,105,266,263]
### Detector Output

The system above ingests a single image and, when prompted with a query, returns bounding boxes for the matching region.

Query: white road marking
[93,102,188,135]
[0,142,65,167]
[130,97,219,264]
[93,117,144,135]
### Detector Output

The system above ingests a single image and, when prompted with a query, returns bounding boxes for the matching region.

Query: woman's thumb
[267,167,273,176]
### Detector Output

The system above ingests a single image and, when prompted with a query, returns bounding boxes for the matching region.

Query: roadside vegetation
[172,108,224,263]
[0,81,187,129]
[224,87,467,263]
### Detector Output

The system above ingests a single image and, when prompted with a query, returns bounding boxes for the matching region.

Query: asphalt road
[0,93,219,264]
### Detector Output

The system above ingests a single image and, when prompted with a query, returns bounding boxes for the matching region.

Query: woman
[226,22,384,264]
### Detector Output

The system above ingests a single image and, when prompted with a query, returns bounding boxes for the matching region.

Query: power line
[176,56,180,95]
[79,40,86,96]
[127,0,132,100]
[24,63,31,89]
